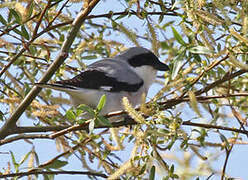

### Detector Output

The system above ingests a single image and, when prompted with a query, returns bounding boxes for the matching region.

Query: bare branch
[0,170,108,179]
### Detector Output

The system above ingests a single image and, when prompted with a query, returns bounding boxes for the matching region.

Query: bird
[35,47,169,118]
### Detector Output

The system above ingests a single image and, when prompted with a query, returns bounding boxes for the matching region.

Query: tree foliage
[0,0,248,179]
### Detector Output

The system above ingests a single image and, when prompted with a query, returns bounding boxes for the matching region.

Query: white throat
[132,65,157,91]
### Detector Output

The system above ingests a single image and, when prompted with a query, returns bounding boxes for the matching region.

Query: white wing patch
[100,86,112,91]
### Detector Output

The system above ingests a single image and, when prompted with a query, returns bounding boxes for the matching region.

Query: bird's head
[117,47,169,89]
[118,47,169,71]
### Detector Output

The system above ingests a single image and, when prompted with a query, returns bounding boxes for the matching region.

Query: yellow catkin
[122,97,147,124]
[110,128,124,150]
[188,91,202,117]
[31,100,59,110]
[242,16,248,35]
[230,27,248,46]
[0,97,20,104]
[107,160,132,180]
[229,54,248,70]
[32,110,59,118]
[194,10,224,26]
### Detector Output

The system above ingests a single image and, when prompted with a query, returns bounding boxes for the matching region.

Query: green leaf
[193,54,201,62]
[161,41,169,49]
[10,151,19,172]
[159,14,164,23]
[111,20,118,29]
[171,51,185,79]
[27,2,34,19]
[66,109,76,121]
[9,9,22,24]
[44,160,68,169]
[171,26,186,45]
[149,165,156,180]
[21,25,30,40]
[0,14,7,25]
[115,13,128,20]
[13,28,22,37]
[189,46,214,54]
[170,164,175,173]
[82,55,97,60]
[96,116,112,126]
[43,174,50,180]
[78,104,95,115]
[19,151,31,165]
[97,94,106,111]
[219,133,230,149]
[29,45,37,56]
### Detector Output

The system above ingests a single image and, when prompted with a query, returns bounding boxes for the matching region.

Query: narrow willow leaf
[219,133,230,149]
[78,104,95,116]
[0,14,7,25]
[10,151,19,171]
[82,55,97,60]
[13,28,23,37]
[97,116,112,126]
[19,151,31,165]
[96,94,106,111]
[171,26,186,45]
[159,14,164,23]
[170,164,175,173]
[115,13,128,20]
[66,109,76,121]
[161,41,169,49]
[9,9,22,24]
[171,50,185,80]
[189,46,214,54]
[27,1,34,19]
[149,166,156,180]
[21,25,30,40]
[43,160,68,169]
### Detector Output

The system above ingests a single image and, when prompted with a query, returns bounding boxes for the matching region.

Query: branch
[0,134,52,146]
[182,121,248,135]
[0,170,108,179]
[195,69,248,95]
[0,0,101,140]
[221,142,234,180]
[1,93,248,145]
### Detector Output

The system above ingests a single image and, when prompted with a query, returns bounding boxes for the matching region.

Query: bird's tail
[34,82,77,92]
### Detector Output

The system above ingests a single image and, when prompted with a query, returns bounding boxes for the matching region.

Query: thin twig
[32,1,52,38]
[221,144,234,180]
[0,134,52,146]
[182,121,248,135]
[0,170,108,178]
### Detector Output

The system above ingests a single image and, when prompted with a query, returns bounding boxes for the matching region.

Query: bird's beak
[154,61,170,71]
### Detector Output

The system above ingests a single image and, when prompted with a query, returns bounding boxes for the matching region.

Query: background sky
[0,1,247,179]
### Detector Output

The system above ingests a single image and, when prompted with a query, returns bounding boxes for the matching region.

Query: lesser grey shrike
[35,47,169,117]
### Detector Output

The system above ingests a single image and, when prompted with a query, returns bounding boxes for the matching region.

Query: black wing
[55,59,144,92]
